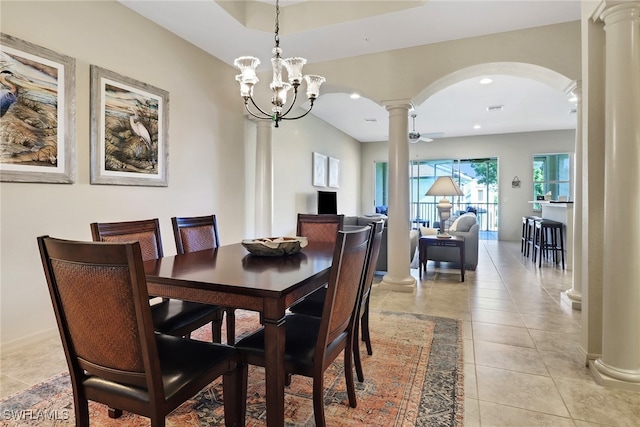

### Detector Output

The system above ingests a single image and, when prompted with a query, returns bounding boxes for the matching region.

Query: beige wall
[0,1,361,348]
[310,21,581,104]
[0,1,244,346]
[0,1,581,348]
[242,113,362,239]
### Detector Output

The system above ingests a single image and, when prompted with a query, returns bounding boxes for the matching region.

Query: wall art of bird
[0,70,19,117]
[128,107,152,149]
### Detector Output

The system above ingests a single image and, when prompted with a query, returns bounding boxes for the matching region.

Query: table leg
[460,243,465,282]
[262,309,286,427]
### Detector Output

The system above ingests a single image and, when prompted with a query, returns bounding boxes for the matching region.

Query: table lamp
[425,176,464,238]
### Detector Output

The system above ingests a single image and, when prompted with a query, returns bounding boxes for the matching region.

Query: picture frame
[312,152,327,187]
[90,65,169,186]
[0,33,76,183]
[328,156,340,188]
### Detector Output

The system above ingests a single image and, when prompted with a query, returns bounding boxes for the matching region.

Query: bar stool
[533,219,565,269]
[521,215,541,257]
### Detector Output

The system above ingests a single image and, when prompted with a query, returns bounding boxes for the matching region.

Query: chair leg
[108,407,123,418]
[150,415,166,427]
[353,319,365,383]
[211,309,224,344]
[344,341,358,408]
[313,375,327,427]
[225,308,236,345]
[361,301,373,356]
[75,396,90,427]
[223,362,247,427]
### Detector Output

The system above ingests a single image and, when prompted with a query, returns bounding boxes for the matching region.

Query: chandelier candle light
[233,0,325,127]
[426,176,465,238]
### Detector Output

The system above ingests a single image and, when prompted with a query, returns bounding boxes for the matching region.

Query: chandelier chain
[274,0,280,48]
[233,0,324,127]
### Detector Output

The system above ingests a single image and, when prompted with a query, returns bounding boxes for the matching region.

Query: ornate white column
[380,101,416,292]
[254,120,273,237]
[591,1,640,391]
[562,82,583,310]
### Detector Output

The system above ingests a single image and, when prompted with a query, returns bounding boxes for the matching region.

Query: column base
[379,273,416,293]
[561,289,582,310]
[590,358,640,392]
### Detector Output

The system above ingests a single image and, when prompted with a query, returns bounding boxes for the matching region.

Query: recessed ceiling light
[479,78,493,85]
[569,109,577,114]
[473,124,482,129]
[350,93,361,99]
[364,118,377,123]
[486,105,504,112]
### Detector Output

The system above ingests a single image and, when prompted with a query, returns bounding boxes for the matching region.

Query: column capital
[593,1,640,23]
[381,99,413,112]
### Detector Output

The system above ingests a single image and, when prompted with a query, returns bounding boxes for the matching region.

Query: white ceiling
[119,0,581,142]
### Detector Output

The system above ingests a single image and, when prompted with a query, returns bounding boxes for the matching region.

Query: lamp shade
[425,176,464,197]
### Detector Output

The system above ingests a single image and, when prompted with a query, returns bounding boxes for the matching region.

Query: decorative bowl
[241,236,308,257]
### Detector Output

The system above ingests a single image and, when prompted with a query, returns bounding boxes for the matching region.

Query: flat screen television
[317,191,337,215]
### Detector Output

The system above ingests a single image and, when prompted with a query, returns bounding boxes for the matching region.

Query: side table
[419,235,465,282]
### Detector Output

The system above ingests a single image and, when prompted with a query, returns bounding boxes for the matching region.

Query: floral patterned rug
[0,310,463,427]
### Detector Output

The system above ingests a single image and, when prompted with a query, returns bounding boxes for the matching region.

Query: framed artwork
[312,152,327,187]
[328,156,339,188]
[0,33,76,183]
[90,65,169,186]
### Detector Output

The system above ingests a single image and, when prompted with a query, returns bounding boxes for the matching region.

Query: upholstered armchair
[343,215,419,272]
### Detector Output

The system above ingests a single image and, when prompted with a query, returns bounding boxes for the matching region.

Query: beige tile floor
[2,240,640,426]
[369,240,640,427]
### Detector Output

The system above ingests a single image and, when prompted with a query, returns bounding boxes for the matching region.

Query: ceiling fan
[409,113,432,143]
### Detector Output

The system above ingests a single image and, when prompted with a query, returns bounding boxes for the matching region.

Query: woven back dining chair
[171,214,236,345]
[37,236,245,427]
[235,226,373,427]
[171,214,221,254]
[296,213,344,244]
[90,219,226,343]
[288,219,385,382]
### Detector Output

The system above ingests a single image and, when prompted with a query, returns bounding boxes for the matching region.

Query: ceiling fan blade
[419,136,434,142]
[422,132,445,139]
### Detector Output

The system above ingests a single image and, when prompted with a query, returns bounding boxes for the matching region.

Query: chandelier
[233,0,325,128]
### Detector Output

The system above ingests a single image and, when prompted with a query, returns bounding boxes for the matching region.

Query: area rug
[0,310,463,427]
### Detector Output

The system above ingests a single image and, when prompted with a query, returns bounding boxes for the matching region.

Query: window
[532,153,572,209]
[409,158,498,236]
[374,158,498,237]
[374,162,389,214]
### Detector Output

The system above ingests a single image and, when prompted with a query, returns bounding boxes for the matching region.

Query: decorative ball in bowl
[241,236,308,257]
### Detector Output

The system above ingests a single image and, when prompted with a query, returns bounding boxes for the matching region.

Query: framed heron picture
[0,33,76,183]
[90,65,169,186]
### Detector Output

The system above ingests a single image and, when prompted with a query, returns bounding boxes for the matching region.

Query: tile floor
[2,240,640,426]
[370,240,640,426]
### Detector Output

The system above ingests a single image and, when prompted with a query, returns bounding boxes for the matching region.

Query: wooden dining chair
[235,226,373,427]
[296,213,344,243]
[37,236,245,427]
[287,213,345,318]
[288,219,385,382]
[171,214,236,345]
[90,219,226,343]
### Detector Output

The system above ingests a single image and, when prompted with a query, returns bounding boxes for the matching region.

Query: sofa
[343,215,419,272]
[421,212,479,270]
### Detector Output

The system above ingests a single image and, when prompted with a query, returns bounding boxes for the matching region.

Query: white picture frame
[90,65,169,186]
[328,156,340,188]
[312,152,327,187]
[0,33,76,183]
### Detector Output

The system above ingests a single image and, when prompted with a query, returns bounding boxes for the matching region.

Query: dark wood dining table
[143,241,334,427]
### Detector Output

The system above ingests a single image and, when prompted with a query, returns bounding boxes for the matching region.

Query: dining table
[143,241,334,427]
